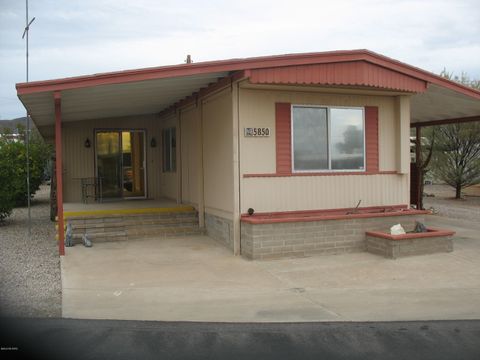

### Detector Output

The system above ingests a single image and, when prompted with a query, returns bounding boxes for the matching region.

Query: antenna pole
[24,0,33,236]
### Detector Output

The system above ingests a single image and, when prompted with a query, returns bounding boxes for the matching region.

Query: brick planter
[366,228,454,259]
[240,207,429,260]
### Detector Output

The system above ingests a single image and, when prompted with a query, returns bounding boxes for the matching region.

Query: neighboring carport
[409,82,480,209]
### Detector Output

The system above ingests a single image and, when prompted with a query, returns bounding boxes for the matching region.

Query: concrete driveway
[61,215,480,322]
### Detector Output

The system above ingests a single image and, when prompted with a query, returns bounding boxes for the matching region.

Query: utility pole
[22,0,35,236]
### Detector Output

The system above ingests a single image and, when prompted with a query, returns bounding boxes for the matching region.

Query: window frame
[290,104,366,173]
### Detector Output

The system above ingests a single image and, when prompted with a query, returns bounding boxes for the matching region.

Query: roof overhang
[411,83,480,126]
[16,49,480,138]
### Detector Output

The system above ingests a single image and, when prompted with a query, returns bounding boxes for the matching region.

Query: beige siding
[62,114,163,203]
[179,105,201,206]
[242,174,409,213]
[238,87,409,213]
[202,89,234,216]
[239,87,399,174]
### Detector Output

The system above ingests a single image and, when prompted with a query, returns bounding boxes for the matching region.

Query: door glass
[122,131,145,198]
[96,132,121,198]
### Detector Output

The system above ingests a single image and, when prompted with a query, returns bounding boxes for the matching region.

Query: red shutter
[365,106,379,173]
[275,103,292,175]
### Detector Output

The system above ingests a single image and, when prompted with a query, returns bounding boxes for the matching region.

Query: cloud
[1,0,479,119]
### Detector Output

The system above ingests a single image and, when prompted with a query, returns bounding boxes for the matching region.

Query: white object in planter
[390,224,406,235]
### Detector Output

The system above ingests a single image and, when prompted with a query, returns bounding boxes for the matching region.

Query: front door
[96,130,146,199]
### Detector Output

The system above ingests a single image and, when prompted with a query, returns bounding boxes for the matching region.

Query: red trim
[54,91,65,256]
[16,49,480,100]
[250,62,427,93]
[275,103,292,175]
[411,115,480,128]
[365,106,379,173]
[241,206,429,224]
[366,227,455,240]
[243,170,397,178]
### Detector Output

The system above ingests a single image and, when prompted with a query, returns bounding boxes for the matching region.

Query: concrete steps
[64,210,202,244]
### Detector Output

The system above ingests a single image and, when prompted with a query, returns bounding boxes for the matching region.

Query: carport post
[54,91,65,256]
[415,126,423,210]
[198,100,205,228]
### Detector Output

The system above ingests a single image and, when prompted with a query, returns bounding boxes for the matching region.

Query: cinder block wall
[205,213,234,251]
[366,234,453,259]
[241,215,424,260]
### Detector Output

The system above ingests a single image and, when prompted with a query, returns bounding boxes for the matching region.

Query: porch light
[84,138,91,148]
[150,137,157,147]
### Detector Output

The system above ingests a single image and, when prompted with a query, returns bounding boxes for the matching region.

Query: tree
[0,127,51,222]
[440,68,480,90]
[0,140,16,222]
[421,70,480,199]
[431,122,480,199]
[412,126,437,209]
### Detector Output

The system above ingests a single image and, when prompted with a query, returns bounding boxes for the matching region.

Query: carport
[410,82,480,209]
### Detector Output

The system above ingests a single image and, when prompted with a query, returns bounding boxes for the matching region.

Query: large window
[292,106,365,172]
[162,127,176,172]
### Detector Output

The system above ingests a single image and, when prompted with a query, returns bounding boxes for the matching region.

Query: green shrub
[0,129,51,221]
[0,138,17,221]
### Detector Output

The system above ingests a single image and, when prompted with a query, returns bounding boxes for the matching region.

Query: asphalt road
[1,318,479,360]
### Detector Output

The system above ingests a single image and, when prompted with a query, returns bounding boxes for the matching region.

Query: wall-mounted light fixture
[150,137,157,148]
[84,138,91,148]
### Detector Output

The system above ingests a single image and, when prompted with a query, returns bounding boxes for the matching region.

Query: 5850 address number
[244,127,270,137]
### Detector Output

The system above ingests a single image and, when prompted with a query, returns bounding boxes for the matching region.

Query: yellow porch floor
[63,198,195,218]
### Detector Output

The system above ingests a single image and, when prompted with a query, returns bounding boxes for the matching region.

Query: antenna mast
[22,0,35,236]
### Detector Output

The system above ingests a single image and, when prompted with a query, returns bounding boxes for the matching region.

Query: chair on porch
[80,177,103,204]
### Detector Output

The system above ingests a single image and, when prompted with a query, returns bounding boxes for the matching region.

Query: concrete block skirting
[241,214,425,260]
[366,229,454,259]
[205,213,234,251]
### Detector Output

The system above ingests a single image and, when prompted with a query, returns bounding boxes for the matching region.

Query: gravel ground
[424,184,480,222]
[0,185,61,317]
[424,184,480,202]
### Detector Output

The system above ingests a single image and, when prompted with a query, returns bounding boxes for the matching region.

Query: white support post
[198,101,205,228]
[396,95,411,174]
[176,109,182,204]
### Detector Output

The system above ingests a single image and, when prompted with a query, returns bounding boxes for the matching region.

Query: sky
[1,0,479,120]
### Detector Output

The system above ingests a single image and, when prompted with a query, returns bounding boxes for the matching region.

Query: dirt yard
[0,185,61,318]
[424,184,480,222]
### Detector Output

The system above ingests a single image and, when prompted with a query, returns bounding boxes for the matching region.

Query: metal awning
[16,49,480,138]
[411,83,480,126]
[18,71,229,138]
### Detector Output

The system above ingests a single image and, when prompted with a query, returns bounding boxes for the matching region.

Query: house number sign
[244,127,270,137]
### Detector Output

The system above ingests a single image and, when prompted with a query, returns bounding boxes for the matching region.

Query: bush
[0,129,51,221]
[0,138,18,221]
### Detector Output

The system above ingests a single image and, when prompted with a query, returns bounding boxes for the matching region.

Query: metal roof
[16,49,480,136]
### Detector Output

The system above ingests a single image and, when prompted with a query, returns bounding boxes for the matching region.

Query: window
[162,127,176,172]
[292,106,365,172]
